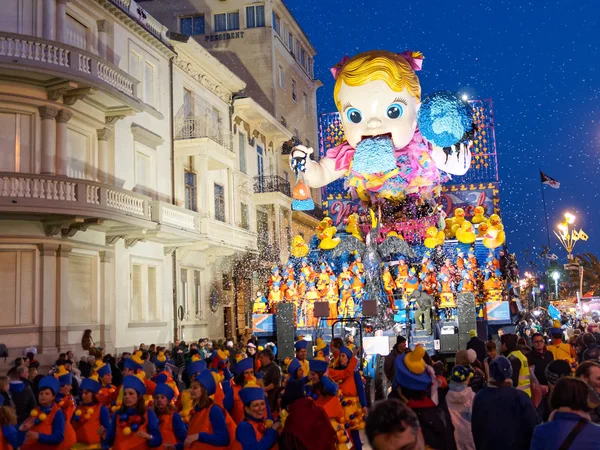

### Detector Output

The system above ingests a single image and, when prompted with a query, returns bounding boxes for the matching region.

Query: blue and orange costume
[95,363,118,409]
[54,367,77,449]
[153,351,180,401]
[71,376,111,449]
[153,383,187,448]
[103,375,162,449]
[0,395,22,449]
[235,382,279,450]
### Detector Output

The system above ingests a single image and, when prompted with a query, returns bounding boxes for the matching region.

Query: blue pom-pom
[131,423,140,432]
[418,91,473,148]
[120,414,128,421]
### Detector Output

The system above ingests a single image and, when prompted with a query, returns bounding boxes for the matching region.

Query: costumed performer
[234,381,281,450]
[71,375,111,449]
[153,382,187,449]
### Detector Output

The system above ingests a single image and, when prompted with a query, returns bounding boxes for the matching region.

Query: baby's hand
[290,145,313,173]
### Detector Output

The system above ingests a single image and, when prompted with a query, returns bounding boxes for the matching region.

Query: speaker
[313,302,330,318]
[276,303,296,360]
[362,300,378,316]
[456,293,477,325]
[440,334,459,353]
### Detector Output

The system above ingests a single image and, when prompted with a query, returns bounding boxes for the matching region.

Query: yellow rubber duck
[456,221,477,244]
[424,226,445,248]
[477,222,489,238]
[290,235,309,258]
[319,226,341,250]
[317,217,333,234]
[483,226,506,249]
[345,213,363,241]
[444,218,456,239]
[472,206,487,224]
[387,230,404,240]
[488,214,504,231]
[453,208,466,226]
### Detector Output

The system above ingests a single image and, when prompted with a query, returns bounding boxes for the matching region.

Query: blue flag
[548,304,561,320]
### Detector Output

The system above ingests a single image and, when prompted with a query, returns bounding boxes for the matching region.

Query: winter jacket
[406,397,456,450]
[446,383,475,450]
[466,337,487,365]
[9,381,36,424]
[527,349,554,386]
[530,412,600,450]
[583,342,600,361]
[472,385,538,450]
[384,345,405,383]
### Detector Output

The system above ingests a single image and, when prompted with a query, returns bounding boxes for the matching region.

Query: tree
[570,253,600,296]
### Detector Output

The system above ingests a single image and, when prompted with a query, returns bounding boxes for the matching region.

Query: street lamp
[552,271,560,298]
[554,212,588,261]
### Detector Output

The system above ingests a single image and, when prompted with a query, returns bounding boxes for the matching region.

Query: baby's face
[338,80,418,149]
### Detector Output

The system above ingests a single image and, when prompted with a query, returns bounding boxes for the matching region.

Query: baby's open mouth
[360,132,392,143]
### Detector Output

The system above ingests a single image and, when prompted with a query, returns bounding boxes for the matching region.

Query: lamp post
[552,271,560,299]
[554,212,588,261]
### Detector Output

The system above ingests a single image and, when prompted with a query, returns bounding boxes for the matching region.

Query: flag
[540,171,560,189]
[548,303,561,320]
[546,253,558,261]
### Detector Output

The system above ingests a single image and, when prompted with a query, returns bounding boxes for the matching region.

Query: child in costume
[71,375,111,449]
[0,395,22,448]
[235,382,280,450]
[446,365,476,450]
[223,357,263,425]
[54,366,77,449]
[153,383,187,448]
[95,362,117,409]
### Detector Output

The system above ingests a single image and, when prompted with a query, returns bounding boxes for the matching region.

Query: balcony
[197,218,258,254]
[253,175,291,197]
[174,115,235,170]
[0,32,146,115]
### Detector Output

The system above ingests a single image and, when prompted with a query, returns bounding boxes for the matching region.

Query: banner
[252,314,275,335]
[485,301,511,323]
[439,182,501,219]
[547,304,561,320]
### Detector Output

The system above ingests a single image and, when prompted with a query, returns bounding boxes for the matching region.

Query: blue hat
[294,340,308,351]
[97,364,111,378]
[55,366,72,386]
[80,377,101,394]
[271,266,279,274]
[239,383,265,406]
[187,358,207,377]
[195,371,216,396]
[123,375,146,395]
[450,365,472,383]
[233,358,254,377]
[272,281,281,288]
[155,373,168,384]
[39,375,60,395]
[339,346,353,359]
[154,383,175,402]
[489,356,513,382]
[124,356,143,372]
[288,359,302,378]
[394,346,432,391]
[154,352,168,370]
[309,358,329,373]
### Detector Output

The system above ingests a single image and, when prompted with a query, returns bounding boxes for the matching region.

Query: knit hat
[55,365,72,386]
[233,357,254,377]
[288,359,302,378]
[468,329,477,338]
[295,340,308,351]
[239,380,265,406]
[80,375,101,394]
[455,350,470,366]
[466,349,477,364]
[124,351,144,371]
[154,383,175,402]
[489,356,512,382]
[394,345,431,391]
[39,376,60,395]
[450,365,472,383]
[154,352,167,370]
[123,375,146,395]
[187,355,207,377]
[308,355,329,373]
[282,379,306,409]
[545,359,571,385]
[195,370,217,396]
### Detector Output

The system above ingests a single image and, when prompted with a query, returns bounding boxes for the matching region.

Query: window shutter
[147,266,158,320]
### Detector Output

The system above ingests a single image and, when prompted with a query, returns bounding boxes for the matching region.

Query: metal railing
[174,116,233,152]
[253,175,291,197]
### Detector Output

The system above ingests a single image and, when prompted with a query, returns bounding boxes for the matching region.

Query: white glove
[431,142,472,176]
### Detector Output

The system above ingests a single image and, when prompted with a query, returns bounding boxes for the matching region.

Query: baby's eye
[386,103,404,119]
[346,108,363,124]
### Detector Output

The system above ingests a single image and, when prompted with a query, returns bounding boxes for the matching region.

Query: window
[143,61,156,108]
[308,57,314,77]
[272,11,280,34]
[278,64,285,90]
[280,116,287,127]
[291,78,297,102]
[214,12,239,32]
[183,88,194,117]
[303,92,309,113]
[65,14,87,50]
[130,262,160,323]
[256,210,269,252]
[256,145,264,178]
[288,32,294,51]
[214,183,225,222]
[241,203,249,230]
[129,51,141,80]
[0,111,33,173]
[299,47,306,67]
[0,249,35,326]
[185,169,197,211]
[181,268,202,320]
[180,15,205,35]
[134,143,155,198]
[238,132,247,174]
[246,4,265,28]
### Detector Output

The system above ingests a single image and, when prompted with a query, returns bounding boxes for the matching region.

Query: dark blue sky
[286,0,600,269]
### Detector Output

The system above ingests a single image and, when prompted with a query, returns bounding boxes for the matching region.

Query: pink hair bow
[330,55,350,79]
[398,51,424,71]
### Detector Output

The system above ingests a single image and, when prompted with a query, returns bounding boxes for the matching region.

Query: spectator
[588,322,600,344]
[501,333,532,397]
[198,339,210,360]
[471,356,538,450]
[582,333,600,361]
[66,350,75,365]
[142,351,156,379]
[483,340,497,380]
[79,355,95,378]
[528,332,554,388]
[540,360,573,421]
[365,399,424,450]
[516,337,531,355]
[446,365,475,450]
[0,395,21,448]
[466,329,486,365]
[104,354,123,387]
[0,376,13,409]
[456,350,485,393]
[257,349,281,412]
[530,377,600,449]
[384,336,408,384]
[575,360,600,423]
[8,366,36,424]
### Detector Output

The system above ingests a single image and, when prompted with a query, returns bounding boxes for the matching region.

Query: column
[43,0,57,41]
[227,168,235,225]
[273,204,281,260]
[56,244,72,351]
[198,156,209,218]
[99,251,115,352]
[97,20,110,60]
[97,128,112,183]
[56,0,70,43]
[40,244,59,354]
[39,106,58,175]
[55,110,72,176]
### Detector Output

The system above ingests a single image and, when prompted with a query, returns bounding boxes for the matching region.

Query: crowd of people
[2,319,600,449]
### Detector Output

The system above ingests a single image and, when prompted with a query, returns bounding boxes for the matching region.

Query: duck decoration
[424,226,445,248]
[455,221,477,244]
[318,224,341,250]
[483,214,506,249]
[471,206,487,224]
[345,213,363,241]
[290,235,309,258]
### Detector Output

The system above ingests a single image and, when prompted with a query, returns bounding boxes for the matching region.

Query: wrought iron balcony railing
[253,175,291,197]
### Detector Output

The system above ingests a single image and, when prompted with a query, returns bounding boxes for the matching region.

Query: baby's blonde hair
[333,50,422,111]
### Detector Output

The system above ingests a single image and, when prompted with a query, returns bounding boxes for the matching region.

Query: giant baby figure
[291,50,473,206]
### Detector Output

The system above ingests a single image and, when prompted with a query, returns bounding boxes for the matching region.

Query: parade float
[252,50,517,360]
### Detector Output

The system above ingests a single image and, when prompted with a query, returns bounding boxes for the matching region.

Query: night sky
[285,0,600,269]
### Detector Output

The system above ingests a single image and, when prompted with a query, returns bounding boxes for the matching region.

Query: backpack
[0,344,8,361]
